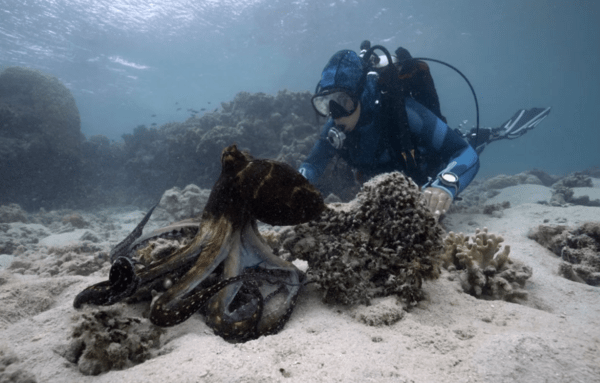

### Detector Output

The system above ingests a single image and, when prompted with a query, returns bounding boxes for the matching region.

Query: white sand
[0,198,599,382]
[0,254,14,268]
[38,229,91,247]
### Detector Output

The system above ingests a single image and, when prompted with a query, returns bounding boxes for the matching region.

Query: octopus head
[221,144,252,174]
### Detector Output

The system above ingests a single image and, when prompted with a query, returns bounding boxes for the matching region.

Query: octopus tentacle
[203,220,305,340]
[73,222,210,309]
[109,203,159,263]
[131,216,229,289]
[148,217,236,325]
[204,269,304,341]
[129,219,200,254]
[73,257,139,308]
[150,272,266,328]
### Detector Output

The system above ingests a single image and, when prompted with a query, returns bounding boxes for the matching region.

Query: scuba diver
[298,41,552,220]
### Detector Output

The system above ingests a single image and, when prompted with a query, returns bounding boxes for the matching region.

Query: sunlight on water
[0,0,598,174]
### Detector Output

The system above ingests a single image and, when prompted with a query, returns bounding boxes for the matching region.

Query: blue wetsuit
[299,73,479,199]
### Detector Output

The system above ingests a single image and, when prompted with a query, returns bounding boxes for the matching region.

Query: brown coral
[280,172,443,306]
[442,228,532,302]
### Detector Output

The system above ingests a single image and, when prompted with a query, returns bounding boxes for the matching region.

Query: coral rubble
[483,172,543,190]
[549,172,600,207]
[63,309,164,376]
[482,201,511,217]
[279,172,443,306]
[441,228,532,302]
[0,204,28,224]
[529,222,600,286]
[350,296,405,326]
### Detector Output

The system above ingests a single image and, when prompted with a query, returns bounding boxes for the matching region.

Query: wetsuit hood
[316,50,365,97]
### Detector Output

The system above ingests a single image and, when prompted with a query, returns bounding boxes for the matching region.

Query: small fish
[190,109,199,114]
[175,101,179,105]
[177,108,181,111]
[207,101,211,104]
[200,108,206,111]
[151,123,157,126]
[151,114,156,117]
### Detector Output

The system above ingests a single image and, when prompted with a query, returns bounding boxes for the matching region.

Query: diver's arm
[298,120,337,184]
[405,98,479,199]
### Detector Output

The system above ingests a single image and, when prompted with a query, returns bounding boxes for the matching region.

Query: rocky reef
[549,172,600,207]
[4,72,597,214]
[528,222,600,286]
[1,83,327,210]
[278,172,443,306]
[441,228,532,302]
[153,184,211,222]
[482,172,545,189]
[76,90,328,208]
[0,67,82,210]
[0,81,378,211]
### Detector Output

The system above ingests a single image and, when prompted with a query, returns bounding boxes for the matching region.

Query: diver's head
[312,50,364,124]
[394,47,412,63]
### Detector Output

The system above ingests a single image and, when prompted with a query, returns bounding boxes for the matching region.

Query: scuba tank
[358,40,481,148]
[358,41,418,168]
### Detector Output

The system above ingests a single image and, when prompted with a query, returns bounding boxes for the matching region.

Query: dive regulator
[327,126,346,149]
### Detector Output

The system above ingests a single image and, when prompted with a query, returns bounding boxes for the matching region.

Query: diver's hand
[422,187,452,221]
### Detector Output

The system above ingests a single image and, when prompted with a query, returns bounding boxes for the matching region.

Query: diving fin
[490,106,552,142]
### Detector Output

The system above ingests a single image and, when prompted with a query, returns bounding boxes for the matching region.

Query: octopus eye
[221,144,245,163]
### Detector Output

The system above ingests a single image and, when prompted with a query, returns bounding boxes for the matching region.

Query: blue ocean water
[0,0,598,178]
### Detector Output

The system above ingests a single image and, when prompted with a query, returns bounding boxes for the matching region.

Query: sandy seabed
[0,182,599,383]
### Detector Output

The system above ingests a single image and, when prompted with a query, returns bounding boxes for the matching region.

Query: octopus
[74,144,325,341]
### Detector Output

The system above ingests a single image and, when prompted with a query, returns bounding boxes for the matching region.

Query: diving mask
[311,90,358,119]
